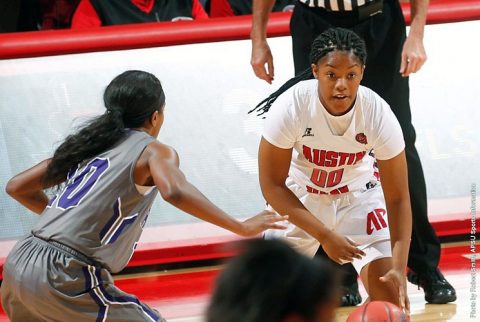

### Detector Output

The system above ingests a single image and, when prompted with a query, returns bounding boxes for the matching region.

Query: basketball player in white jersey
[251,28,412,312]
[2,70,287,322]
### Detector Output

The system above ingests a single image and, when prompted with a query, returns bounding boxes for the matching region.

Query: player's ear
[150,111,159,127]
[311,63,319,79]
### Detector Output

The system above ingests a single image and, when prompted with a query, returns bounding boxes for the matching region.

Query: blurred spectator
[1,0,80,32]
[0,1,21,32]
[209,0,294,17]
[40,0,80,29]
[71,0,208,29]
[206,239,341,322]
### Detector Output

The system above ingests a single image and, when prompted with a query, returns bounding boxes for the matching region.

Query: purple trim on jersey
[94,267,159,321]
[82,266,92,290]
[46,194,57,208]
[83,266,107,322]
[99,198,121,241]
[107,214,137,244]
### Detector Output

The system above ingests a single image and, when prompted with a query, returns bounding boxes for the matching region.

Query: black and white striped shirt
[298,0,379,11]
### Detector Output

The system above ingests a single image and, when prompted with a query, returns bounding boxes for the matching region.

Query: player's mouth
[333,94,349,100]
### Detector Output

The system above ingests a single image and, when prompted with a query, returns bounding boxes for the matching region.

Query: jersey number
[310,168,344,188]
[53,158,110,209]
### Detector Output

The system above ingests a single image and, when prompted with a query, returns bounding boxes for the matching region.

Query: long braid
[248,68,312,116]
[250,27,367,116]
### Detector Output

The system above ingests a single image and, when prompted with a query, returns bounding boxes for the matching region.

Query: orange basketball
[346,301,409,322]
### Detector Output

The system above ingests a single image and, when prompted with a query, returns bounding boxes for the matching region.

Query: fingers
[252,61,274,84]
[327,238,366,264]
[334,249,365,264]
[345,237,365,257]
[267,57,275,82]
[399,53,407,75]
[251,43,274,84]
[400,53,427,77]
[267,223,288,230]
[260,212,288,222]
[379,271,409,314]
[400,35,427,77]
[262,213,288,230]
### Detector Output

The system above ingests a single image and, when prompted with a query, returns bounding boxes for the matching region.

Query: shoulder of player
[144,140,179,163]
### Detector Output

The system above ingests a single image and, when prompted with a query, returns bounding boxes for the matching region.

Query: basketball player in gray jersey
[2,70,287,322]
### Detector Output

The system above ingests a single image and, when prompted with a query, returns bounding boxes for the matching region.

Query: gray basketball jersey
[32,130,158,273]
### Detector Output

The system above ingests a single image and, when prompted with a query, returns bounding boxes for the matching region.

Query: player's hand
[251,39,275,84]
[321,230,366,264]
[379,268,410,314]
[400,34,427,77]
[239,210,288,237]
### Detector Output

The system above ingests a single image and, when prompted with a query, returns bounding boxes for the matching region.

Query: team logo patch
[355,133,368,144]
[302,127,314,137]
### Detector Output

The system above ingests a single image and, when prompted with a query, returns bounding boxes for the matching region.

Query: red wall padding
[0,0,479,59]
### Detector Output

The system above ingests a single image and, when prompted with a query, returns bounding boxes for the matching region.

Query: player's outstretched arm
[5,159,62,214]
[377,150,412,311]
[145,141,287,237]
[258,138,365,264]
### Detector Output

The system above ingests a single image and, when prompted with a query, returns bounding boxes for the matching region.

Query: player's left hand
[400,34,427,77]
[239,210,288,237]
[379,268,410,315]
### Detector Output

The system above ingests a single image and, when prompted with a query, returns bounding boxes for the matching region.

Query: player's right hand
[251,39,275,84]
[321,230,366,264]
[380,268,410,314]
[239,210,288,237]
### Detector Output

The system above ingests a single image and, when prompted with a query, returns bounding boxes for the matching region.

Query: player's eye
[326,72,336,79]
[347,73,357,80]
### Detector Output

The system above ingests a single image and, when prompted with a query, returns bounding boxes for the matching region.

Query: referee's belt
[299,0,384,21]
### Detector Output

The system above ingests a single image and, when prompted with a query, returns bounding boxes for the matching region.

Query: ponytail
[44,70,165,186]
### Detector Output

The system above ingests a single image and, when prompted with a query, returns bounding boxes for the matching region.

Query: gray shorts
[1,235,166,322]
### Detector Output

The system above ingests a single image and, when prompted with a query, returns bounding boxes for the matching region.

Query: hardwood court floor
[0,242,476,321]
[114,241,476,322]
[126,242,480,322]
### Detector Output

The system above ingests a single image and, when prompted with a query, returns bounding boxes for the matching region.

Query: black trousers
[290,0,441,277]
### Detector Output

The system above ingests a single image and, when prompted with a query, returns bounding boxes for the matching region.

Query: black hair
[206,239,340,322]
[250,27,367,116]
[43,70,165,186]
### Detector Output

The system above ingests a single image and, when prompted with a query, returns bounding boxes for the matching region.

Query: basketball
[346,301,409,322]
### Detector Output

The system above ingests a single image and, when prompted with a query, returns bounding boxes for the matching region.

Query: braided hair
[44,70,165,186]
[250,27,367,116]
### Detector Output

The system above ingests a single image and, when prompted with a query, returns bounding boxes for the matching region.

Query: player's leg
[1,269,39,322]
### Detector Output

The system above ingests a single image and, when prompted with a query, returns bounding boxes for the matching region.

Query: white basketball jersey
[263,79,405,194]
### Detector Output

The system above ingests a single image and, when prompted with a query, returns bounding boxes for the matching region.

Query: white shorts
[264,178,392,273]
